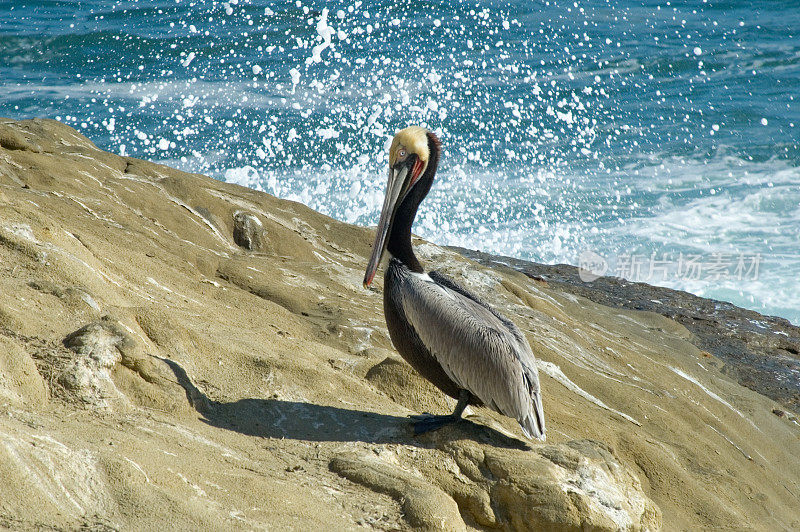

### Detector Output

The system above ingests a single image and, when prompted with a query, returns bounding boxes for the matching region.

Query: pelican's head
[364,126,434,287]
[388,125,431,183]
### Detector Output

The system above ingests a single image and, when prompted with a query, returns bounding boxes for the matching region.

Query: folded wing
[397,270,546,440]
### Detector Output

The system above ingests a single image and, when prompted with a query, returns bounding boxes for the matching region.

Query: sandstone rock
[476,439,661,531]
[0,419,114,528]
[366,356,452,414]
[61,319,135,409]
[330,435,661,531]
[0,336,48,406]
[28,280,101,311]
[0,122,39,152]
[0,118,798,530]
[232,210,265,251]
[58,316,197,416]
[330,450,466,531]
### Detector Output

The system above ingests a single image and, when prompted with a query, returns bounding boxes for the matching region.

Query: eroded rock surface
[0,118,798,530]
[232,210,265,251]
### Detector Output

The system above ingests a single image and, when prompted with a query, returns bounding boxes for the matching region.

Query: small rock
[61,318,136,409]
[232,210,265,251]
[772,408,786,418]
[64,319,135,358]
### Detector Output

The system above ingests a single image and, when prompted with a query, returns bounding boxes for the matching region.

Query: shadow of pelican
[162,357,529,449]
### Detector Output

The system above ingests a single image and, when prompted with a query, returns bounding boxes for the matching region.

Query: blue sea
[2,1,799,324]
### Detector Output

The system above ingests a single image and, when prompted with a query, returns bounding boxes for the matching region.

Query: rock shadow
[162,357,528,449]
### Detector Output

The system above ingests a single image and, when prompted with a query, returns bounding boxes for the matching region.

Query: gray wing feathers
[399,273,546,440]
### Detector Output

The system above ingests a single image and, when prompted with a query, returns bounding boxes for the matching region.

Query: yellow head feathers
[389,126,431,167]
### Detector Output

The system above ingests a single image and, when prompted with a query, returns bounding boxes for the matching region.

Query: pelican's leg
[412,390,470,434]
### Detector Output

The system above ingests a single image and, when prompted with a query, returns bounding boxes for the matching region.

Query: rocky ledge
[0,118,798,531]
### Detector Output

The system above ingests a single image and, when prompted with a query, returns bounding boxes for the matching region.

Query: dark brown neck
[386,132,441,273]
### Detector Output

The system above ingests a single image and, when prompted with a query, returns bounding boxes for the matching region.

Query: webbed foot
[410,390,472,435]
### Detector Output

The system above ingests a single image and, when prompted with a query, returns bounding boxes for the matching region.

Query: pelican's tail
[520,391,546,441]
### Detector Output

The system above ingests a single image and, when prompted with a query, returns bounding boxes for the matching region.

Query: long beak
[363,165,410,287]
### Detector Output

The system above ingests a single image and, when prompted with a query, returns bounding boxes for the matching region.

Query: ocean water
[2,1,798,324]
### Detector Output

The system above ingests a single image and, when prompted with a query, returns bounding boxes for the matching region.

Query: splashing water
[2,1,799,323]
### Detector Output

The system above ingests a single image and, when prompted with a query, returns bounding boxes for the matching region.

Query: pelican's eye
[398,148,407,158]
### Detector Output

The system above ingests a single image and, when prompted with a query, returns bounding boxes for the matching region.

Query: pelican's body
[364,126,546,440]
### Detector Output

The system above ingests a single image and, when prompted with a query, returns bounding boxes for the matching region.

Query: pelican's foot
[410,413,460,435]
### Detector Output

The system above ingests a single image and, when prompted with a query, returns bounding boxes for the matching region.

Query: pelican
[363,126,546,440]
